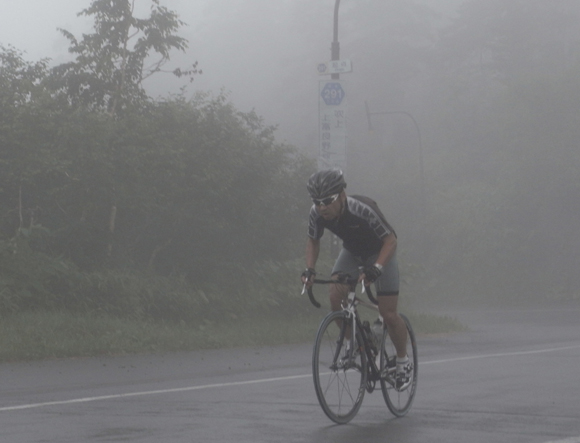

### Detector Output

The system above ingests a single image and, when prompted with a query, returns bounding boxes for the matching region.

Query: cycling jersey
[308,195,396,259]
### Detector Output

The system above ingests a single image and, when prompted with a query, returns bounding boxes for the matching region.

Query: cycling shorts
[331,248,400,296]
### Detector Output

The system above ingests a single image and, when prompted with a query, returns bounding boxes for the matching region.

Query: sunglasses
[312,193,340,206]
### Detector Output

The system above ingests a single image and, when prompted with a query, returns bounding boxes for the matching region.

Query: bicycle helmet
[307,168,346,199]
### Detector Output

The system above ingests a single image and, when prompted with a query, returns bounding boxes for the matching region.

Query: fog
[0,0,459,146]
[1,0,579,305]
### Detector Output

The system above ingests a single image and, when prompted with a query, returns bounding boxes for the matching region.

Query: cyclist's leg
[378,295,408,359]
[372,252,408,358]
[329,249,361,347]
[329,248,361,311]
[380,312,418,416]
[329,280,348,312]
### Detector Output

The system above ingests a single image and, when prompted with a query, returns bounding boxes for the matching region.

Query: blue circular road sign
[321,82,345,106]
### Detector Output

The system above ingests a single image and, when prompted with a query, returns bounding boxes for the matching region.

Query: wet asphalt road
[1,301,579,443]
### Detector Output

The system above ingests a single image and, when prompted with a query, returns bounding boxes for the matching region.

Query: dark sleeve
[307,205,324,239]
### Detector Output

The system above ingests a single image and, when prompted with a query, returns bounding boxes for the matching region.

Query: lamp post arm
[365,103,426,220]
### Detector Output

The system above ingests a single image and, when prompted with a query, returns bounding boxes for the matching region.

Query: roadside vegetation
[0,251,466,362]
[0,299,466,363]
[0,308,467,362]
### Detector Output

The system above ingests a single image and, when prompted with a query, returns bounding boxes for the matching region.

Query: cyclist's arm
[306,237,320,270]
[302,237,320,286]
[375,232,397,268]
[359,232,396,283]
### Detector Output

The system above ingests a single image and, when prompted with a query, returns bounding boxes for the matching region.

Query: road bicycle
[304,272,418,424]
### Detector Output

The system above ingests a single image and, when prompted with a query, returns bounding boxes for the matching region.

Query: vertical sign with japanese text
[318,80,347,172]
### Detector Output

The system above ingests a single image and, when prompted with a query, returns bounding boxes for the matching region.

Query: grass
[406,312,469,334]
[0,307,467,363]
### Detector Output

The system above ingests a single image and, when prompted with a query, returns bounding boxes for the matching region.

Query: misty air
[0,0,578,441]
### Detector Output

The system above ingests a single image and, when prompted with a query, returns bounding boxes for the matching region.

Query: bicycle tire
[380,313,418,417]
[312,310,367,424]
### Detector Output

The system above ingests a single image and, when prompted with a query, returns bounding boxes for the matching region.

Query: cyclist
[301,168,412,389]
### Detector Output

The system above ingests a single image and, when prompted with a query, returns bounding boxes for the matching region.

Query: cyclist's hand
[301,268,316,287]
[361,265,382,284]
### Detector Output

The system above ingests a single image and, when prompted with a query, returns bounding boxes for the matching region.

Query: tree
[50,0,200,115]
[0,45,50,108]
[0,45,64,236]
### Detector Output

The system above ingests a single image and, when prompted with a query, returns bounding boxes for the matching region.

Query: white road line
[544,438,580,443]
[0,374,312,412]
[1,343,579,413]
[422,344,580,365]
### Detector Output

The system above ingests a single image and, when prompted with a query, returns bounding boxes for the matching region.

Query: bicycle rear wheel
[312,310,367,424]
[380,313,418,417]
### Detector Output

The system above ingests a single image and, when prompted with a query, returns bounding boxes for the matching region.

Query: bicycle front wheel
[380,313,418,417]
[312,310,367,424]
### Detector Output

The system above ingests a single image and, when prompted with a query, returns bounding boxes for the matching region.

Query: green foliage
[0,228,76,315]
[0,3,309,321]
[0,34,314,318]
[0,45,50,107]
[71,269,201,320]
[50,0,200,114]
[406,313,468,335]
[0,85,313,304]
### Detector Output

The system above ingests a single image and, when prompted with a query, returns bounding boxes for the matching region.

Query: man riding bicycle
[301,168,412,389]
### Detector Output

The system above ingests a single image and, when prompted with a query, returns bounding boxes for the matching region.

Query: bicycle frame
[338,289,388,390]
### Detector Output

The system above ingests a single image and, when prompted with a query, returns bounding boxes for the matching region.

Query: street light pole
[331,0,341,80]
[329,0,342,256]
